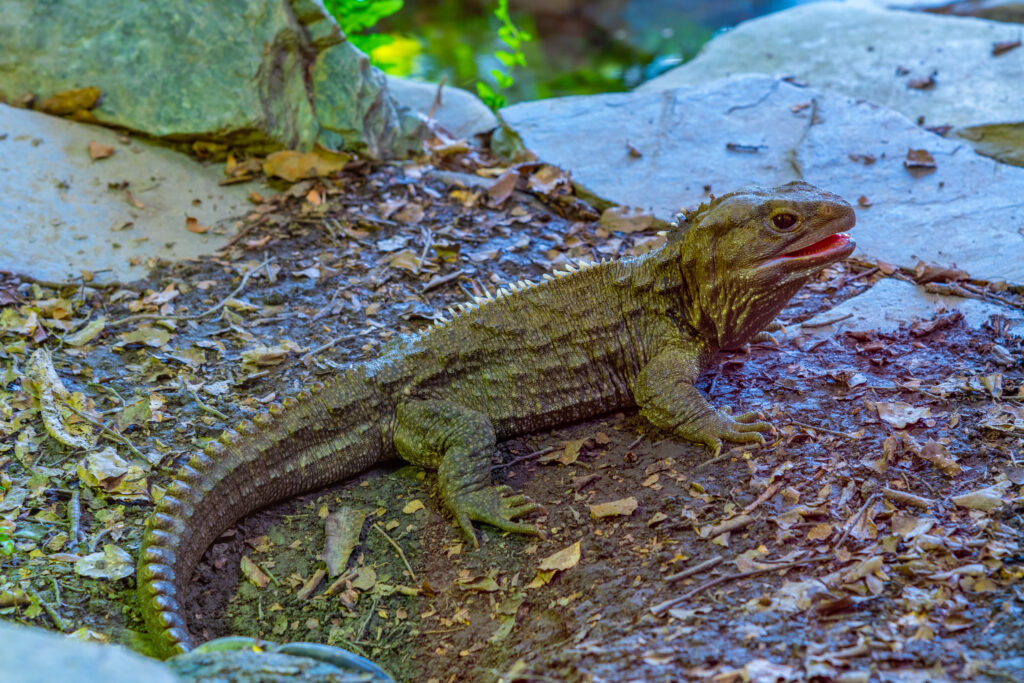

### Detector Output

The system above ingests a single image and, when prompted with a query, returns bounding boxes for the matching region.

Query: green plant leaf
[495,50,517,67]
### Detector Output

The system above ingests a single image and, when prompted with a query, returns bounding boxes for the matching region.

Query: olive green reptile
[137,181,855,657]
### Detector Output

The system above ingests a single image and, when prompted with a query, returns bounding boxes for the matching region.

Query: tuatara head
[669,181,856,348]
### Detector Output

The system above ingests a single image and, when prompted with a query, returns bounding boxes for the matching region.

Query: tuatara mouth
[783,232,853,259]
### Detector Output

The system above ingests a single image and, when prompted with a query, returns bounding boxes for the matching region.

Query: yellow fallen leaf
[185,216,210,234]
[263,147,350,182]
[589,496,638,519]
[402,499,425,514]
[538,541,581,572]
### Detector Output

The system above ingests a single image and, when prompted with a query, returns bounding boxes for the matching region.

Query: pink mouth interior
[784,232,850,258]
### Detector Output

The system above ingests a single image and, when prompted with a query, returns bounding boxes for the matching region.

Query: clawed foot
[448,484,540,547]
[695,409,773,457]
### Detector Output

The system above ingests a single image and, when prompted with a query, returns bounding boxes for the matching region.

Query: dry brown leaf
[538,541,581,572]
[263,147,350,182]
[88,140,114,160]
[487,170,518,206]
[240,556,270,588]
[874,401,931,429]
[598,206,661,233]
[589,496,638,519]
[185,216,210,234]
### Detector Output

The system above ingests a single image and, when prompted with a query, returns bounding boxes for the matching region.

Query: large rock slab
[0,104,249,282]
[0,621,178,683]
[385,76,498,140]
[638,2,1024,166]
[799,278,1024,338]
[501,74,1024,284]
[0,0,422,158]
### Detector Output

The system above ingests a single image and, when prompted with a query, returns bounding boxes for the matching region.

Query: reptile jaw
[782,231,854,260]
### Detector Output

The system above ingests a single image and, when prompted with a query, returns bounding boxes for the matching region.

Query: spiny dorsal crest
[430,256,611,328]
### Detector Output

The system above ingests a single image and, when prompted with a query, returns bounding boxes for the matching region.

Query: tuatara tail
[137,369,392,658]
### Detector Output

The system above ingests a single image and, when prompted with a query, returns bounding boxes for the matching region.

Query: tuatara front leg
[632,343,772,456]
[394,400,539,546]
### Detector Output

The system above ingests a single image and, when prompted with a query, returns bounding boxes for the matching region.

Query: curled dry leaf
[874,401,931,429]
[240,555,271,588]
[320,507,368,577]
[26,348,94,450]
[185,216,210,234]
[88,140,114,160]
[74,544,134,580]
[598,206,662,234]
[589,496,638,519]
[263,147,350,182]
[64,317,106,346]
[77,447,149,501]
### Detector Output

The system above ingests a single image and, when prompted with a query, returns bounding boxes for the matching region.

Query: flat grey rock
[0,104,249,282]
[0,0,422,158]
[501,74,1024,284]
[386,76,498,139]
[639,1,1024,166]
[799,277,1024,337]
[0,621,178,683]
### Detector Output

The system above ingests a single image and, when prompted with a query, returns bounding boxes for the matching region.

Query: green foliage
[0,530,13,556]
[476,0,532,110]
[323,0,403,34]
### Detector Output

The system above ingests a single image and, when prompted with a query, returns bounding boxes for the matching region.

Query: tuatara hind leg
[395,400,539,546]
[633,344,773,456]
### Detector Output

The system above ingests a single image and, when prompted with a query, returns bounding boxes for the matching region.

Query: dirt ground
[0,148,1022,683]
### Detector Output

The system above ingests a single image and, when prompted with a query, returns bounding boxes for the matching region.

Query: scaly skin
[137,181,855,657]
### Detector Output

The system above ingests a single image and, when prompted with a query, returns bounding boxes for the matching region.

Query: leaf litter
[0,126,1021,682]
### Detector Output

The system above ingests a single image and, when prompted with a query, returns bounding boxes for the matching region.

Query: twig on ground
[788,419,859,440]
[65,404,146,460]
[665,555,724,584]
[373,523,417,582]
[882,487,933,509]
[830,493,880,553]
[68,490,83,552]
[180,377,229,421]
[27,587,66,632]
[109,255,271,327]
[302,333,356,364]
[651,555,830,617]
[800,313,853,329]
[422,269,467,293]
[492,446,555,471]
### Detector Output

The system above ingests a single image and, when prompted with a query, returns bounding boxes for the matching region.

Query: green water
[346,0,819,104]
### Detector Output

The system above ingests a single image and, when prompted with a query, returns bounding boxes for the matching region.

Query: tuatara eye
[771,213,798,231]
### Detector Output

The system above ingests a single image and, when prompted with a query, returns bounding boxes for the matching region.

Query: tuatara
[138,181,855,657]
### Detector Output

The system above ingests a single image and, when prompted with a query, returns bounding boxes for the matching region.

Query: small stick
[27,587,66,632]
[180,378,229,420]
[651,555,829,617]
[830,493,880,553]
[221,215,269,250]
[302,333,356,363]
[665,555,724,584]
[788,419,859,440]
[414,226,434,276]
[109,255,271,327]
[373,523,417,582]
[65,404,146,460]
[492,446,555,471]
[427,75,448,121]
[882,487,933,509]
[800,313,853,329]
[68,490,83,552]
[421,270,467,293]
[742,478,785,516]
